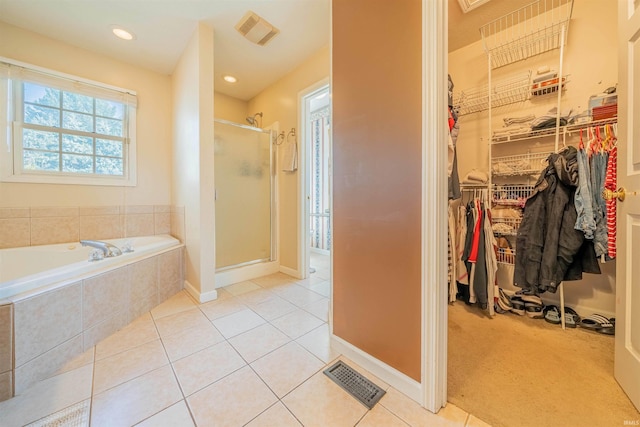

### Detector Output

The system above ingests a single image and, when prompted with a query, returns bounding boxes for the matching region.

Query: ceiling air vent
[235,11,279,46]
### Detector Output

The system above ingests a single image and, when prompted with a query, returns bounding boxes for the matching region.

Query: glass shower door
[214,120,273,271]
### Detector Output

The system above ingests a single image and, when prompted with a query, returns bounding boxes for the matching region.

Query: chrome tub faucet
[80,240,123,258]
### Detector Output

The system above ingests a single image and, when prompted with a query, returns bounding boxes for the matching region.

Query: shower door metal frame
[213,118,277,272]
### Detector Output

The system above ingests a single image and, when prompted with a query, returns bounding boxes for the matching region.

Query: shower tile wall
[0,205,185,249]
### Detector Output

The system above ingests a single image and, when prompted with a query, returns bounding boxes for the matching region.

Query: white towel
[282,141,298,172]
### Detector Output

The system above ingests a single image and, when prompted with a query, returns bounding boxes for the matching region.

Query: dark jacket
[514,146,600,294]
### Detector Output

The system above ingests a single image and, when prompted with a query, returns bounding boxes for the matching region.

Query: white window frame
[0,57,137,186]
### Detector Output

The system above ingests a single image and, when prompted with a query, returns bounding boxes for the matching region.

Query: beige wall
[449,0,618,316]
[214,92,247,124]
[248,46,330,271]
[0,22,172,208]
[332,0,422,382]
[172,23,215,298]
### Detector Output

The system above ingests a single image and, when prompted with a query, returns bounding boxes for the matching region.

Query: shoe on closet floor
[563,307,580,328]
[510,296,526,316]
[579,313,615,335]
[543,305,561,324]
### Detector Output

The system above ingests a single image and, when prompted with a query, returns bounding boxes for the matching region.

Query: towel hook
[287,128,296,143]
[275,131,285,145]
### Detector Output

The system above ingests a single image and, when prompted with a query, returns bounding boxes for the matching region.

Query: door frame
[422,0,449,412]
[297,78,331,282]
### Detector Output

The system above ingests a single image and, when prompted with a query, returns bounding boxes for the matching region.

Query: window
[0,58,137,186]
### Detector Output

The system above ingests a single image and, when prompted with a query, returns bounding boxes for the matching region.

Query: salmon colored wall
[332,0,422,381]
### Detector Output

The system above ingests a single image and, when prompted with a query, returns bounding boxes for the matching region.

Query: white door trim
[421,0,448,413]
[297,78,331,280]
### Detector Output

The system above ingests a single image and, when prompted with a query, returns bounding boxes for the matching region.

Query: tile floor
[0,253,490,427]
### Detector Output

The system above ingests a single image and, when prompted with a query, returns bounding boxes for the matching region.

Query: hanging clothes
[448,74,461,200]
[590,146,609,258]
[514,146,601,294]
[574,140,596,239]
[605,145,618,259]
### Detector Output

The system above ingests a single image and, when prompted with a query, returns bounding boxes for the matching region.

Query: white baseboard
[279,265,302,279]
[215,261,280,288]
[330,334,422,404]
[184,280,218,303]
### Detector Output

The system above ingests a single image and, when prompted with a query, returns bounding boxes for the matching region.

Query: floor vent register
[323,360,386,409]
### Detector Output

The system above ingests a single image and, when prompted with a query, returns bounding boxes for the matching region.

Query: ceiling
[0,0,535,101]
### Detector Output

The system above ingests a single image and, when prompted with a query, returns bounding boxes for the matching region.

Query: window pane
[63,92,93,114]
[96,99,124,119]
[96,139,122,157]
[23,129,60,151]
[24,104,60,127]
[23,150,59,171]
[96,156,123,175]
[96,117,123,137]
[23,83,59,107]
[62,154,93,173]
[63,111,93,132]
[62,134,93,155]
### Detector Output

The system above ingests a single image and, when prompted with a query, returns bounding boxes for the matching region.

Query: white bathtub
[0,234,182,300]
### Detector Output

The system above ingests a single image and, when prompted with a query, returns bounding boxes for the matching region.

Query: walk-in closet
[446,1,639,425]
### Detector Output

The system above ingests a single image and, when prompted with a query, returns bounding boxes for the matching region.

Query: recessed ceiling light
[111,26,135,41]
[223,75,238,83]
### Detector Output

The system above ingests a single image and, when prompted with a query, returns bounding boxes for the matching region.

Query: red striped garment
[604,146,617,259]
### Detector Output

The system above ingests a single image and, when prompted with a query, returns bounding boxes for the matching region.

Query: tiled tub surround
[0,205,186,250]
[0,242,184,401]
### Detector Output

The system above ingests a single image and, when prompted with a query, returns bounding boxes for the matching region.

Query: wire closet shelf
[480,0,574,69]
[453,71,531,116]
[492,152,550,177]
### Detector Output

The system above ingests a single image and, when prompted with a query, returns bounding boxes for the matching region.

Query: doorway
[299,80,331,282]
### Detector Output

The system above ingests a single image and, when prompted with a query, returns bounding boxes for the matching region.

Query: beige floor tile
[357,404,410,426]
[295,276,325,289]
[223,280,262,296]
[282,370,368,427]
[250,294,298,321]
[465,414,491,427]
[154,307,212,339]
[0,364,93,427]
[150,291,197,320]
[214,288,234,300]
[228,323,291,363]
[212,308,266,338]
[295,324,340,363]
[438,402,470,425]
[251,342,324,398]
[272,284,326,308]
[308,280,331,297]
[136,400,195,427]
[93,339,168,395]
[246,402,302,427]
[172,341,246,396]
[95,313,159,360]
[91,365,182,427]
[199,298,246,321]
[381,387,464,427]
[310,253,330,269]
[312,268,331,281]
[270,308,325,339]
[251,272,298,288]
[235,288,276,306]
[302,298,329,321]
[161,322,225,362]
[187,366,277,426]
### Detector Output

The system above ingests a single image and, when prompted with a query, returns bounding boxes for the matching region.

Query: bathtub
[0,234,185,399]
[0,234,182,300]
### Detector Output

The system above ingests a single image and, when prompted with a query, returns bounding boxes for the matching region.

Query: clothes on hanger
[514,146,601,294]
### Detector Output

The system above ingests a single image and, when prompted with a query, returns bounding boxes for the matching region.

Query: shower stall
[214,119,276,280]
